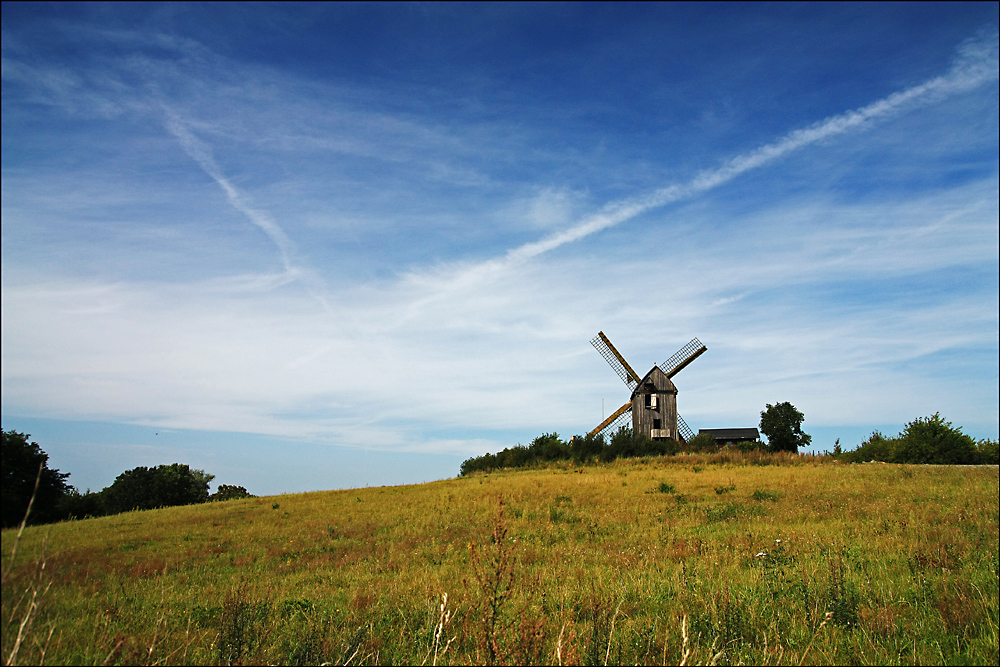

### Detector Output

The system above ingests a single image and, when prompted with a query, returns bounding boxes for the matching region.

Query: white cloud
[4,172,996,450]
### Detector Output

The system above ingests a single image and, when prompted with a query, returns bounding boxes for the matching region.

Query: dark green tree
[527,432,569,461]
[1,430,72,528]
[211,484,255,501]
[892,413,978,465]
[102,463,214,514]
[58,488,106,520]
[977,438,999,465]
[760,402,811,453]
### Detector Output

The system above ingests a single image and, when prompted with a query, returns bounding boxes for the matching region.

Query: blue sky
[2,3,997,495]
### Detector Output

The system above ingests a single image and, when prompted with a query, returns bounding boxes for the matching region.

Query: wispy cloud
[162,109,342,317]
[163,111,298,275]
[501,30,999,265]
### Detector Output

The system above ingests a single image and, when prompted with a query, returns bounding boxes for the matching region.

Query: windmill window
[653,418,662,430]
[644,393,658,409]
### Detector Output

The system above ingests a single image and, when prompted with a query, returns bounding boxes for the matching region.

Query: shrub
[892,413,978,465]
[570,432,605,463]
[459,428,683,475]
[686,432,717,452]
[842,430,897,463]
[733,439,767,452]
[527,432,569,461]
[842,414,987,465]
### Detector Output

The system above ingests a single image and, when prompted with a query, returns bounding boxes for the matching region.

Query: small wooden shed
[698,428,760,447]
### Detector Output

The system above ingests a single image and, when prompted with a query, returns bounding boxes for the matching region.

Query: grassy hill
[3,453,997,665]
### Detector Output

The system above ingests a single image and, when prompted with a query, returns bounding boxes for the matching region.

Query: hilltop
[3,454,998,665]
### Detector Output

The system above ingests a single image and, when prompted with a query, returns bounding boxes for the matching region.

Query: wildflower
[755,551,767,558]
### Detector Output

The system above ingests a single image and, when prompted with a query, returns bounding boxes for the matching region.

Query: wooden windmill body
[589,332,706,442]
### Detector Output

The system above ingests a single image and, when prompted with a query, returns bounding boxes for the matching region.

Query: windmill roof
[630,366,677,399]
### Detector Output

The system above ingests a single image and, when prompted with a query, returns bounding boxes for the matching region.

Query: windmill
[588,332,707,443]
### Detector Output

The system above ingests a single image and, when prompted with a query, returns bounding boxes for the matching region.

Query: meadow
[2,453,997,665]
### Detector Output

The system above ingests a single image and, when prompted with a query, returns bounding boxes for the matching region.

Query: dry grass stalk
[469,495,517,664]
[798,610,833,666]
[421,592,455,667]
[3,464,50,667]
[2,462,43,586]
[678,614,691,667]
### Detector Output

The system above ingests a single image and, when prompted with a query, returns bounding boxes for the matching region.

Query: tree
[211,484,255,501]
[102,463,214,514]
[570,432,605,463]
[977,438,999,465]
[759,402,811,453]
[527,432,569,461]
[1,430,72,528]
[892,413,978,465]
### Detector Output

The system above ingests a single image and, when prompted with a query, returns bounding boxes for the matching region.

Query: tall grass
[2,457,997,665]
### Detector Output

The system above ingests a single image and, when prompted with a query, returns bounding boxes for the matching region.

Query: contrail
[505,31,998,264]
[164,110,338,316]
[163,111,299,278]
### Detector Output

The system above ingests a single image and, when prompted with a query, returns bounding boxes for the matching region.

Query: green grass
[2,454,998,665]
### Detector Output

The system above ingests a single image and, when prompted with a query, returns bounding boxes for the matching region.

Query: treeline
[1,429,254,529]
[460,412,998,476]
[838,413,998,465]
[459,429,742,476]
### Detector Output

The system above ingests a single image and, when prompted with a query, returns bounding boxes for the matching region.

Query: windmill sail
[677,414,695,443]
[588,401,632,439]
[591,331,641,390]
[658,338,707,378]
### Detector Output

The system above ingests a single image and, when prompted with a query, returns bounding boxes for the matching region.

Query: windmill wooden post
[588,332,707,443]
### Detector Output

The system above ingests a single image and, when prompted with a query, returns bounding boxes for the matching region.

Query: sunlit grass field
[3,454,998,665]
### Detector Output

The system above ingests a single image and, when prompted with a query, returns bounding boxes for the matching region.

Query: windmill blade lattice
[591,331,641,390]
[658,338,707,378]
[677,414,695,442]
[589,402,632,439]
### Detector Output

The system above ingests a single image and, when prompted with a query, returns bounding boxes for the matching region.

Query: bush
[842,414,989,465]
[892,413,978,465]
[842,431,897,463]
[686,432,717,452]
[570,433,605,463]
[733,439,767,453]
[459,428,683,475]
[527,432,569,461]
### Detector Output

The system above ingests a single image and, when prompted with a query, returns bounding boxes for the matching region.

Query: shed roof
[699,428,760,440]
